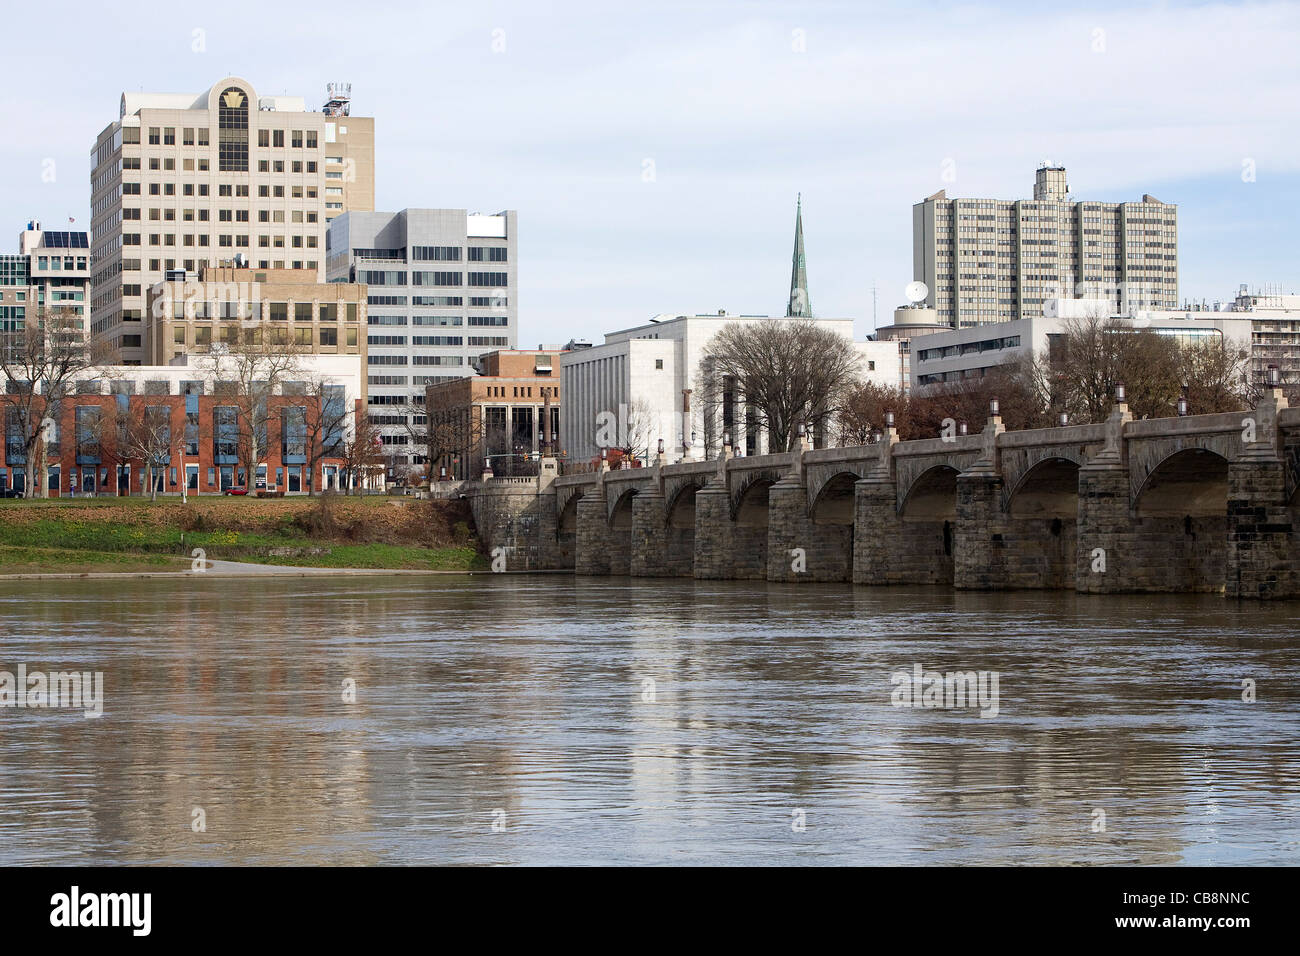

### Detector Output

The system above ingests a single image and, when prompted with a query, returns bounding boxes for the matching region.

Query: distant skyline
[3,0,1297,345]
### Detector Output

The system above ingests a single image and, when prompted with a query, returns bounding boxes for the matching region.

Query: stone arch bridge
[466,391,1300,599]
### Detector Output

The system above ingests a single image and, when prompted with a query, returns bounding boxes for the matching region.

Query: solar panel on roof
[40,233,88,249]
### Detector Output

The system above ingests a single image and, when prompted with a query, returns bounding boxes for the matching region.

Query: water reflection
[0,577,1297,864]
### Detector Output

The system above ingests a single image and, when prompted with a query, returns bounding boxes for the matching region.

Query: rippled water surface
[0,576,1297,865]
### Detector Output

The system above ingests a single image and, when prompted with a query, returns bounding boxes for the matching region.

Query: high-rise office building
[326,208,518,473]
[89,76,375,364]
[912,165,1178,328]
[0,221,92,336]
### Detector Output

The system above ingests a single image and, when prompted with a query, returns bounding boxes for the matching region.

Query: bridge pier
[855,474,956,585]
[630,489,671,577]
[575,493,612,575]
[1227,454,1297,599]
[1075,461,1132,592]
[955,469,1006,590]
[767,476,851,582]
[693,484,733,579]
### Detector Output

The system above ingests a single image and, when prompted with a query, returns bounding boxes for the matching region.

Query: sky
[2,0,1297,345]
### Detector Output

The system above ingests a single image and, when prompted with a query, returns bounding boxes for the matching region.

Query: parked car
[224,486,248,496]
[0,489,23,499]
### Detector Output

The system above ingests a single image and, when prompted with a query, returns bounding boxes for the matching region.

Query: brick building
[0,358,365,496]
[424,349,562,480]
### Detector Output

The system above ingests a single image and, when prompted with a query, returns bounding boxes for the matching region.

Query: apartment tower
[912,165,1178,328]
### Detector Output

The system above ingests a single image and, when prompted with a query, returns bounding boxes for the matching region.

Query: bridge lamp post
[1177,393,1188,417]
[958,421,968,437]
[1267,365,1282,389]
[1114,383,1126,404]
[1058,412,1068,427]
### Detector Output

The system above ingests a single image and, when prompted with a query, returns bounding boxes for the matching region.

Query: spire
[787,194,811,317]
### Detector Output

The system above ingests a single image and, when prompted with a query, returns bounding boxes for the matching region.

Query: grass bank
[0,495,488,573]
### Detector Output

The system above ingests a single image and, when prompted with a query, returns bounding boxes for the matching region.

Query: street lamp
[1114,383,1126,404]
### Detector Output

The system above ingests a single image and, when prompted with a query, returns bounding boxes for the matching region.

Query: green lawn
[0,544,190,575]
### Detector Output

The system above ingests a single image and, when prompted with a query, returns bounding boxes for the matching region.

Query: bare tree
[697,319,861,454]
[109,400,176,502]
[425,383,480,480]
[618,397,656,463]
[342,415,386,495]
[292,377,353,496]
[1023,311,1184,421]
[0,309,116,497]
[837,382,910,445]
[200,327,304,487]
[1178,336,1253,413]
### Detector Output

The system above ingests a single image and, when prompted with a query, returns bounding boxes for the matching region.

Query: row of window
[365,295,508,308]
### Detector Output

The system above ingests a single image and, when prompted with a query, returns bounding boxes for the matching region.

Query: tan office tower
[912,165,1178,328]
[89,76,375,364]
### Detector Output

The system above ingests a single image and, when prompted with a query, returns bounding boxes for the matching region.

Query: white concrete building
[911,298,1253,389]
[326,208,517,473]
[560,312,891,463]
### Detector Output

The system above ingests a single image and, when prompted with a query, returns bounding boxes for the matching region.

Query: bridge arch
[810,471,858,525]
[729,469,783,524]
[1134,447,1229,518]
[1007,456,1081,518]
[900,464,960,520]
[558,489,583,534]
[892,464,960,584]
[665,477,706,528]
[1133,447,1230,592]
[724,469,781,580]
[605,486,638,576]
[1004,456,1081,589]
[608,486,639,529]
[658,478,705,577]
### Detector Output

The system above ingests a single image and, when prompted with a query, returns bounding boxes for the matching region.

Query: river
[0,576,1296,865]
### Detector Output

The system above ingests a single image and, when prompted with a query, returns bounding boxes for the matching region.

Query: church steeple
[787,194,811,317]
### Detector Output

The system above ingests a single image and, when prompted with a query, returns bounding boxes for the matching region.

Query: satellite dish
[904,281,929,304]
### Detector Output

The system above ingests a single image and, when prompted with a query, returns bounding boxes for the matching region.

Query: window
[218,87,249,171]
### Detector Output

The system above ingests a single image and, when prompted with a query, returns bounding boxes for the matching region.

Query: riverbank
[0,495,489,573]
